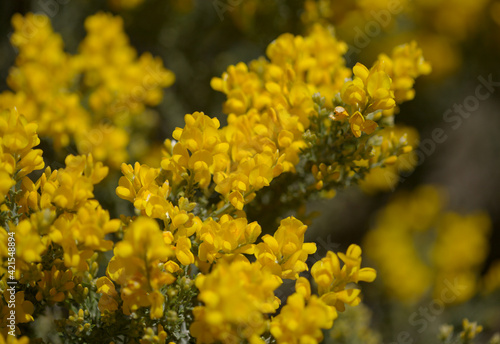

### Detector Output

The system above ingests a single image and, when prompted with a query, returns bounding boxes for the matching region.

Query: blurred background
[1,0,500,342]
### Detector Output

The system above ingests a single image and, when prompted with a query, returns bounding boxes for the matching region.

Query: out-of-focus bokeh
[1,0,499,342]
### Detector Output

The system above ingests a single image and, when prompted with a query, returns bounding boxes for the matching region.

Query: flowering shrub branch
[0,10,442,344]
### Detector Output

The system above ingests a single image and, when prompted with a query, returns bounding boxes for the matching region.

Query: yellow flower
[96,276,119,313]
[17,176,41,214]
[311,245,376,311]
[341,62,395,113]
[164,260,180,274]
[340,78,366,110]
[255,217,316,279]
[3,14,88,151]
[0,334,30,344]
[270,286,337,344]
[190,260,282,344]
[1,290,34,324]
[460,319,483,341]
[113,217,172,267]
[228,190,245,210]
[2,12,174,168]
[212,23,349,181]
[35,265,75,304]
[377,41,431,105]
[0,169,14,205]
[330,106,349,121]
[116,162,164,204]
[140,324,169,344]
[348,111,378,138]
[42,154,108,211]
[162,112,230,190]
[295,277,312,299]
[175,236,195,266]
[0,108,44,182]
[107,217,175,318]
[49,201,119,271]
[117,162,174,220]
[148,290,165,320]
[11,220,45,264]
[198,215,261,263]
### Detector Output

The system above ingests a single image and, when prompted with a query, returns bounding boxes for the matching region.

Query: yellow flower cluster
[115,128,376,343]
[0,331,29,344]
[190,259,281,344]
[1,12,438,342]
[331,40,430,130]
[4,0,496,341]
[191,242,374,344]
[116,161,202,251]
[376,41,432,114]
[1,14,83,150]
[0,108,121,337]
[0,13,174,168]
[20,154,118,271]
[364,185,491,304]
[76,13,174,121]
[104,24,435,341]
[327,41,429,193]
[164,112,229,190]
[121,109,282,214]
[301,0,485,78]
[460,319,483,341]
[117,162,377,343]
[341,62,395,115]
[269,244,375,344]
[270,278,336,344]
[105,217,175,318]
[209,26,429,201]
[198,215,261,264]
[255,217,317,279]
[0,108,44,204]
[439,318,490,344]
[312,245,376,312]
[0,287,34,336]
[211,24,350,172]
[116,162,318,270]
